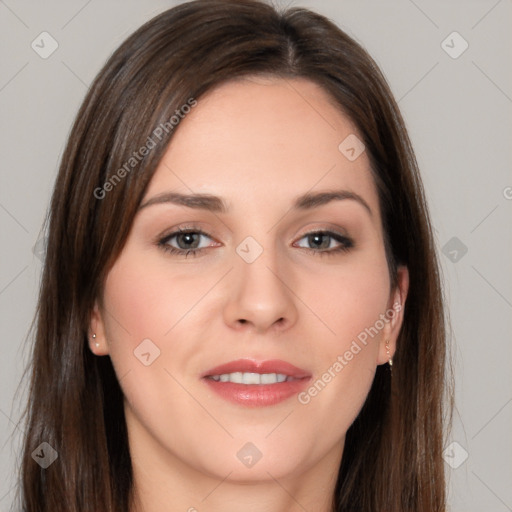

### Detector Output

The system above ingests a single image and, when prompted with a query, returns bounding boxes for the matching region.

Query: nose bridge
[223,234,298,332]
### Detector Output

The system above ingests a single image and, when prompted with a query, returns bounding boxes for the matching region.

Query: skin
[89,76,409,512]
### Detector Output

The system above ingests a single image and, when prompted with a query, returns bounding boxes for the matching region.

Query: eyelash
[157,226,354,258]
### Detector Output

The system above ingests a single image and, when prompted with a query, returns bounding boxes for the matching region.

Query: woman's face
[90,77,408,485]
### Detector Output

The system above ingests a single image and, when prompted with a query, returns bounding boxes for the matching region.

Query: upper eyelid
[160,228,216,245]
[160,227,350,246]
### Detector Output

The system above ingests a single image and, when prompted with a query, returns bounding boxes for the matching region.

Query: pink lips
[201,358,311,407]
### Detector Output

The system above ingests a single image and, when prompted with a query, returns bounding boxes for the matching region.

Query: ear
[377,265,409,365]
[88,300,110,356]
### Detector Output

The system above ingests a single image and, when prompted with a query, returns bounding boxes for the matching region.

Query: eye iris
[309,233,329,249]
[177,232,200,249]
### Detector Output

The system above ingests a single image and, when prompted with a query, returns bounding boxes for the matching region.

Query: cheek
[102,253,209,345]
[100,255,204,439]
[301,248,390,351]
[294,250,389,422]
[100,251,220,406]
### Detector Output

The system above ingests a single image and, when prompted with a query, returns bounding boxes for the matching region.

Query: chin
[187,436,314,482]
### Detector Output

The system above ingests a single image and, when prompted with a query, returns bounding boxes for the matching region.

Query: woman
[19,0,452,510]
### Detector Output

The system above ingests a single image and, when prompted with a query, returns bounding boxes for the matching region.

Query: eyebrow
[138,189,372,217]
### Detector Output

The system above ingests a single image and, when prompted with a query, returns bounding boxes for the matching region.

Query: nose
[223,245,299,334]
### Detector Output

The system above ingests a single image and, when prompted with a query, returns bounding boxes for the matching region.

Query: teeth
[209,372,292,384]
[260,373,277,384]
[242,372,260,384]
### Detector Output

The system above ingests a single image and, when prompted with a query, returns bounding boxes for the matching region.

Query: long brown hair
[18,0,453,510]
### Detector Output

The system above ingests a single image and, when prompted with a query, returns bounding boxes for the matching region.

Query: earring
[92,333,99,348]
[385,340,393,368]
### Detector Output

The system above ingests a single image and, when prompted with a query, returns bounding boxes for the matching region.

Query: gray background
[1,0,511,510]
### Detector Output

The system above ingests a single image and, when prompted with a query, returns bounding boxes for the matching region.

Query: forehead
[144,76,380,220]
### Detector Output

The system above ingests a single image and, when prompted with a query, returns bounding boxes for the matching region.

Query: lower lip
[203,377,311,407]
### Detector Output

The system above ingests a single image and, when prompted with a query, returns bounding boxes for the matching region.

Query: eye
[157,227,354,258]
[294,230,354,256]
[158,228,216,258]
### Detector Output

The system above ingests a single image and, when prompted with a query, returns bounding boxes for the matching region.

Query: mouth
[201,358,311,407]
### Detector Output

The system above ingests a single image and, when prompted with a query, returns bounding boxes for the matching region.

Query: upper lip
[202,358,311,379]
